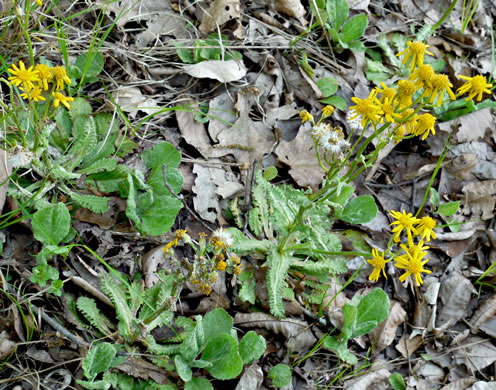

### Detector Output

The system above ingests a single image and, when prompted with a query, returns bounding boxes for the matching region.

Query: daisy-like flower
[299,110,313,124]
[396,41,435,71]
[52,92,74,109]
[51,66,72,90]
[415,216,437,242]
[8,61,39,91]
[375,82,396,103]
[349,90,384,127]
[35,64,53,90]
[395,239,432,286]
[456,75,493,102]
[413,113,436,140]
[380,97,402,124]
[313,124,350,156]
[321,105,335,118]
[20,86,46,102]
[35,0,43,5]
[390,209,420,242]
[396,79,417,108]
[393,108,417,143]
[367,248,390,282]
[409,64,434,91]
[427,74,456,106]
[215,260,227,271]
[210,227,234,250]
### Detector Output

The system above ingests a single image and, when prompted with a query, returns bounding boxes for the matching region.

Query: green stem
[432,0,458,31]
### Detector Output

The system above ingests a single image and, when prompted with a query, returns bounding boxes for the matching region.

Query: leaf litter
[2,0,496,389]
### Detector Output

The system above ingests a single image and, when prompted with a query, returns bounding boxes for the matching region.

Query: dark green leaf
[340,14,368,42]
[340,195,377,224]
[32,203,71,245]
[239,331,266,365]
[389,373,407,390]
[201,333,243,380]
[268,364,292,388]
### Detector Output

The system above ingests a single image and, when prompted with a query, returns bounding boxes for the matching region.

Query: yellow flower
[415,216,437,242]
[395,239,432,286]
[35,64,53,90]
[390,209,420,242]
[380,97,402,124]
[349,90,384,127]
[299,110,313,123]
[200,283,212,295]
[396,79,416,108]
[367,248,390,282]
[413,113,436,140]
[20,86,46,102]
[35,0,43,5]
[456,75,493,102]
[410,64,434,90]
[396,41,434,71]
[427,74,456,106]
[230,254,241,264]
[393,108,417,143]
[52,92,74,109]
[233,265,243,275]
[216,260,227,271]
[375,82,396,103]
[8,61,39,91]
[321,105,335,118]
[51,66,72,90]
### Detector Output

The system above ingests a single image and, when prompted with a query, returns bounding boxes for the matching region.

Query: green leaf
[340,13,368,43]
[437,201,460,217]
[176,46,195,64]
[263,166,278,181]
[340,195,377,224]
[100,276,134,341]
[76,379,112,390]
[389,373,407,390]
[429,188,440,208]
[203,308,233,342]
[353,288,390,338]
[175,354,193,382]
[266,250,293,318]
[32,203,71,245]
[415,24,433,42]
[239,331,266,365]
[74,52,104,80]
[82,342,117,381]
[367,59,393,74]
[76,297,114,336]
[136,192,183,236]
[69,97,93,118]
[71,193,110,213]
[316,77,338,98]
[326,0,349,29]
[268,364,292,388]
[79,158,117,175]
[239,278,256,304]
[201,333,243,380]
[65,114,98,170]
[323,335,357,365]
[318,95,347,110]
[184,377,213,390]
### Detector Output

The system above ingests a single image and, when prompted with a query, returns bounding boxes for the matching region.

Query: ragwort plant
[226,38,493,365]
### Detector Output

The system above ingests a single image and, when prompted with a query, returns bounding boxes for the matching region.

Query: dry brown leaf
[183,60,247,83]
[192,164,220,223]
[370,301,406,354]
[94,0,172,27]
[452,336,496,370]
[199,0,242,37]
[414,361,445,383]
[471,295,496,336]
[396,334,423,358]
[0,331,16,360]
[209,87,276,165]
[141,245,166,288]
[117,357,170,384]
[272,0,307,25]
[343,368,391,389]
[438,108,493,143]
[234,312,317,350]
[235,364,264,390]
[439,378,477,390]
[135,13,188,46]
[113,87,160,118]
[275,126,325,190]
[176,100,212,159]
[438,273,476,327]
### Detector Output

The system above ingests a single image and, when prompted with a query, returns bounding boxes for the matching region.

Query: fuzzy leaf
[76,297,114,336]
[71,193,110,213]
[266,250,293,318]
[32,203,71,245]
[100,276,134,341]
[203,308,233,342]
[201,333,243,380]
[184,377,214,390]
[79,158,117,175]
[82,342,116,381]
[239,331,266,364]
[268,364,292,388]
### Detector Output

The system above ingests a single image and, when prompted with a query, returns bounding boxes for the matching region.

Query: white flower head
[211,227,234,248]
[346,110,362,132]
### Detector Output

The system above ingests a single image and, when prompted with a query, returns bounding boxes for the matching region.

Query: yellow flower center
[418,114,436,129]
[398,214,415,229]
[409,41,428,55]
[471,75,489,93]
[421,217,436,229]
[406,257,423,274]
[431,74,451,89]
[417,64,434,81]
[398,80,416,97]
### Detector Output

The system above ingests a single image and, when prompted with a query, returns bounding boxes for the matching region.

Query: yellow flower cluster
[7,60,74,109]
[348,41,493,143]
[367,210,437,286]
